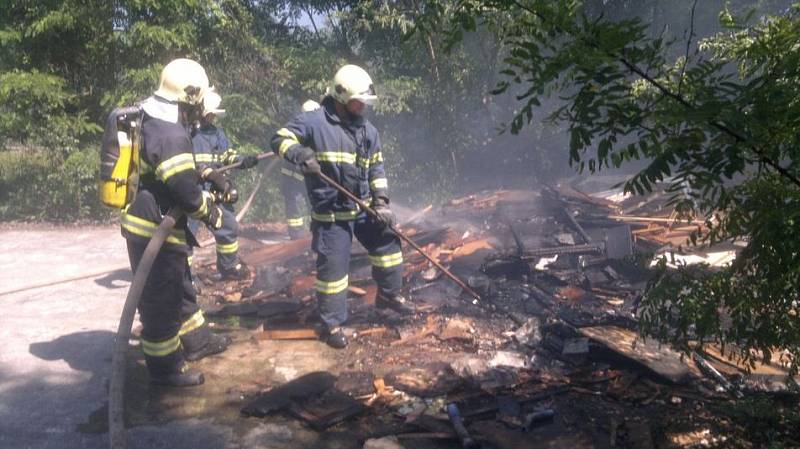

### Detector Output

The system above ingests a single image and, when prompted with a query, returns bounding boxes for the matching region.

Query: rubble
[489,351,529,370]
[438,317,475,342]
[241,371,336,417]
[578,326,696,384]
[187,180,796,448]
[561,337,589,364]
[287,389,365,430]
[512,316,542,348]
[363,436,405,449]
[385,363,461,397]
[450,356,491,382]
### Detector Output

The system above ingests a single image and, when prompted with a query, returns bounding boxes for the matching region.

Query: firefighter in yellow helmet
[270,65,410,349]
[279,99,320,240]
[121,58,231,387]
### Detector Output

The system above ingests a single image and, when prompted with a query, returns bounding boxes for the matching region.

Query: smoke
[377,0,796,210]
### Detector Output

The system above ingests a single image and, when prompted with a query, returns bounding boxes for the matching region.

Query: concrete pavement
[0,226,348,449]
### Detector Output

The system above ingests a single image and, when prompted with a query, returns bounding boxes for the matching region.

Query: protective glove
[371,196,396,229]
[201,168,230,194]
[238,155,259,169]
[221,149,239,166]
[202,168,236,203]
[297,147,321,175]
[204,204,224,230]
[198,192,224,230]
[204,168,237,203]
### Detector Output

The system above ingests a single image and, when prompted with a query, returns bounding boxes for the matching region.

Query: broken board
[579,326,697,384]
[240,237,311,268]
[701,344,800,393]
[254,328,318,340]
[288,389,365,430]
[241,371,336,417]
[207,300,301,318]
[385,362,461,397]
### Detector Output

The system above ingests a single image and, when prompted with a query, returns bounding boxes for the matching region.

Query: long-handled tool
[314,171,481,302]
[235,156,280,222]
[218,151,274,172]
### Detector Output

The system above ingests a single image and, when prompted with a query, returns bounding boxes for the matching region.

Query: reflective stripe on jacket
[121,96,206,251]
[192,124,236,171]
[270,96,389,221]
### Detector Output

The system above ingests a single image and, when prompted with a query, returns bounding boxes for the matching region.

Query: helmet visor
[351,84,377,105]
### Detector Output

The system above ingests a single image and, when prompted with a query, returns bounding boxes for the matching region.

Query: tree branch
[677,0,698,95]
[303,6,321,40]
[504,0,800,188]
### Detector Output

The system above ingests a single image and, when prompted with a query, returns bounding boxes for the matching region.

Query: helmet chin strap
[343,106,359,122]
[334,100,359,123]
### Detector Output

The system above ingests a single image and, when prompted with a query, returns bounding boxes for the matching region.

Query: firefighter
[121,58,231,386]
[270,65,413,349]
[189,91,258,279]
[279,99,320,240]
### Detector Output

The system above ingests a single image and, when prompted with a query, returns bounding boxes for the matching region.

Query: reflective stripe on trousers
[311,214,402,328]
[120,207,187,245]
[287,217,305,228]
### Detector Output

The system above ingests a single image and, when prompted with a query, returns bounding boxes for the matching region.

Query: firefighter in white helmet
[121,58,232,387]
[279,99,320,240]
[189,91,258,279]
[270,64,410,349]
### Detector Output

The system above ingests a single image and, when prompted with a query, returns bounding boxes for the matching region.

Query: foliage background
[4,1,790,221]
[0,0,524,221]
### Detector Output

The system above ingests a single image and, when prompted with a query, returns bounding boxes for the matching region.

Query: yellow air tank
[99,132,131,208]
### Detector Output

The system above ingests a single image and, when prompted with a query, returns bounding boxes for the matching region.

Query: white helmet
[301,99,321,112]
[330,64,377,105]
[202,91,226,117]
[154,58,211,105]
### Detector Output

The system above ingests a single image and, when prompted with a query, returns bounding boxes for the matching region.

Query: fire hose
[109,152,274,449]
[108,208,179,449]
[109,153,481,449]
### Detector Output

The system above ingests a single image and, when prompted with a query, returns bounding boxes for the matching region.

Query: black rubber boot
[150,363,205,387]
[185,333,232,362]
[219,262,250,280]
[376,292,414,315]
[316,325,348,349]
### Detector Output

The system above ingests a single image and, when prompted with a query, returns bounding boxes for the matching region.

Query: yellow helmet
[330,64,377,105]
[301,99,321,112]
[154,58,210,105]
[202,91,226,117]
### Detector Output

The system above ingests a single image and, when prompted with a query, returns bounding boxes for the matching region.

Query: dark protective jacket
[270,96,389,222]
[280,159,305,182]
[121,97,211,252]
[192,123,238,172]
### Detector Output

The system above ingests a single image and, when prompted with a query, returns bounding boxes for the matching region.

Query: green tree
[0,0,299,220]
[1,0,566,222]
[443,0,800,373]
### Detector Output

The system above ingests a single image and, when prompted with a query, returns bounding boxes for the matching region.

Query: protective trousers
[188,202,240,271]
[126,240,213,376]
[312,213,403,328]
[280,168,308,239]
